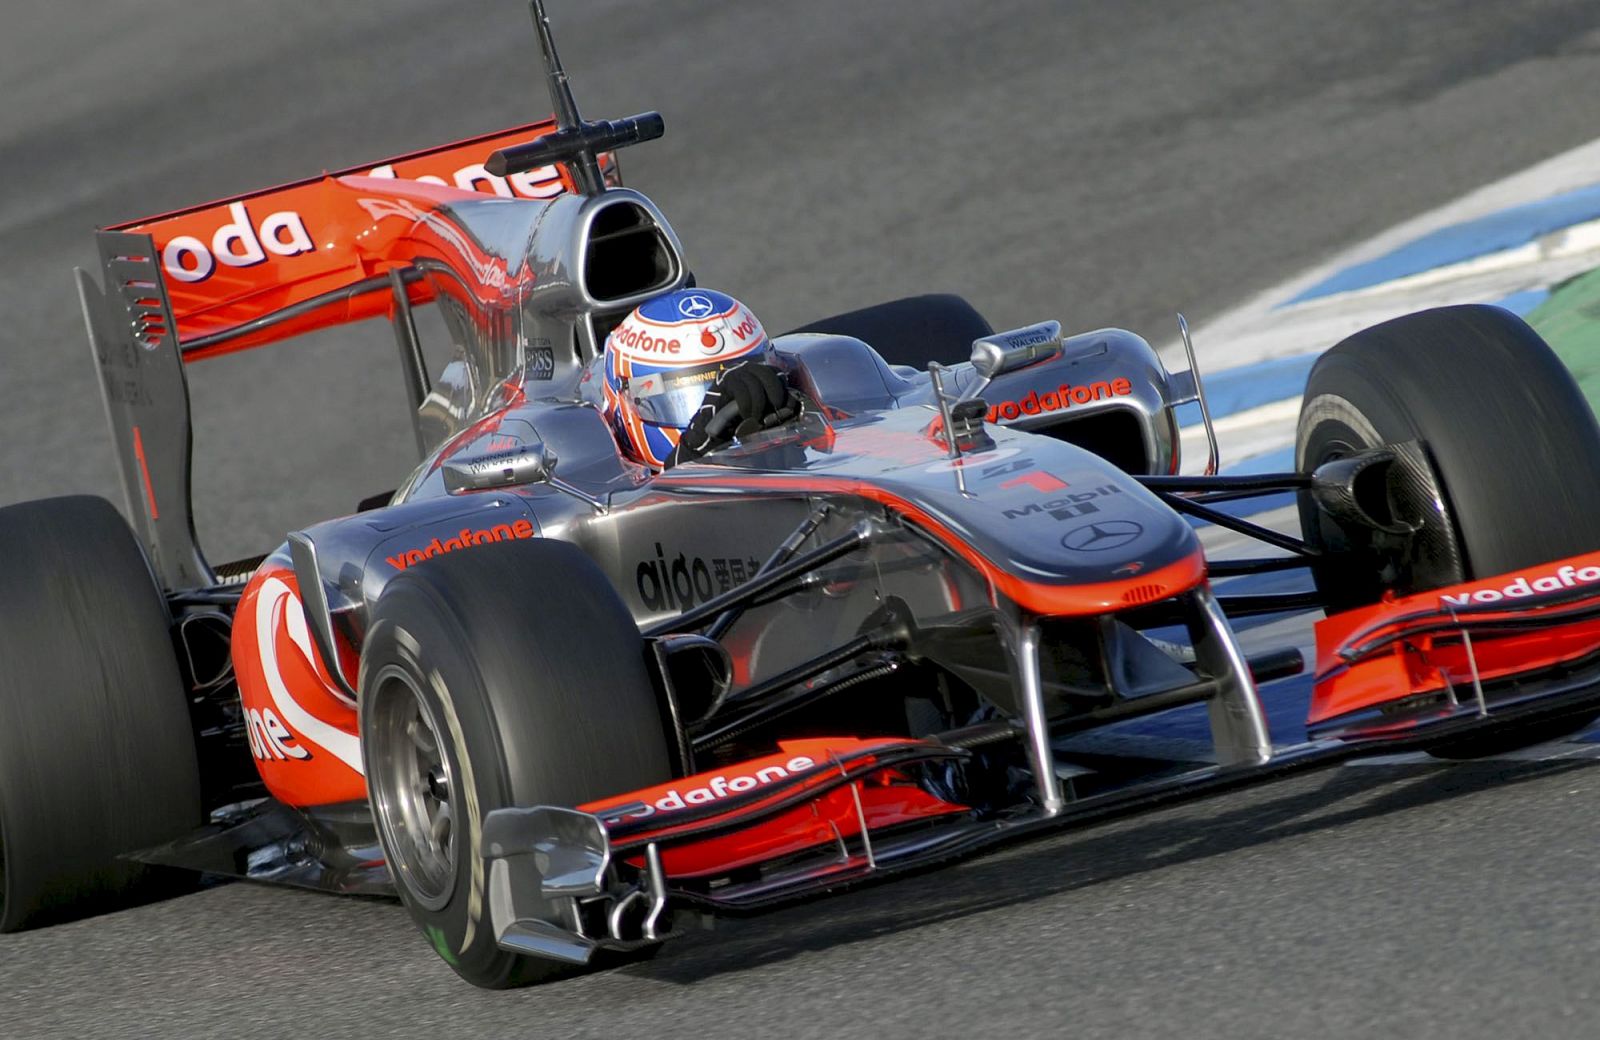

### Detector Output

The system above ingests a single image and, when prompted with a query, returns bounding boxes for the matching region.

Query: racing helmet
[602,288,771,467]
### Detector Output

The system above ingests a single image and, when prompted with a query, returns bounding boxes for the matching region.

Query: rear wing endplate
[78,231,213,590]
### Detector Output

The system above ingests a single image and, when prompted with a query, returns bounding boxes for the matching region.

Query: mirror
[969,320,1063,379]
[443,443,557,493]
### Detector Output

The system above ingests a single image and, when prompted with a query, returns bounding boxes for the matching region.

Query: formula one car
[7,1,1600,989]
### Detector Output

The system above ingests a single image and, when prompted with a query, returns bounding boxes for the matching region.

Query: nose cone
[877,435,1206,616]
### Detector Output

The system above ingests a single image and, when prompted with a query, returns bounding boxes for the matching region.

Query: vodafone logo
[162,201,316,284]
[247,705,310,761]
[695,306,763,358]
[367,158,566,201]
[1439,561,1600,608]
[250,577,365,774]
[622,755,818,819]
[698,325,725,355]
[611,321,683,356]
[986,378,1134,423]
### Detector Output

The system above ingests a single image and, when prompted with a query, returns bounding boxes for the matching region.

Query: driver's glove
[670,361,802,466]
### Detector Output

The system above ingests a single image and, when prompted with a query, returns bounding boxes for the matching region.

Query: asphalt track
[8,2,1600,1037]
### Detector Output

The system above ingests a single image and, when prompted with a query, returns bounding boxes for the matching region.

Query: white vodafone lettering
[509,164,564,199]
[625,756,818,819]
[366,160,564,200]
[212,202,266,267]
[261,210,315,256]
[163,236,214,283]
[1439,563,1600,607]
[253,577,365,774]
[368,163,449,187]
[246,706,311,761]
[162,202,315,284]
[452,163,513,198]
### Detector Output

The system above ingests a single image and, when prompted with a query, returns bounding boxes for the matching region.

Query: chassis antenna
[486,0,665,197]
[532,0,583,133]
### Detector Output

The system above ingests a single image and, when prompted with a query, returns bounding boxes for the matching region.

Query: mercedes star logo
[1060,519,1144,552]
[677,293,715,319]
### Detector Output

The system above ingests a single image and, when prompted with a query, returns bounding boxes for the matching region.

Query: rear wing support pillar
[387,267,432,458]
[77,231,214,590]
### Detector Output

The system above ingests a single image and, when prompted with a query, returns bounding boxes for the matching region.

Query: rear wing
[79,122,616,589]
[105,120,615,355]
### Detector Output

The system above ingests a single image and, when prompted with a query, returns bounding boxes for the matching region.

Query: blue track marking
[1174,352,1318,426]
[1221,445,1297,478]
[1284,182,1600,305]
[1492,288,1551,315]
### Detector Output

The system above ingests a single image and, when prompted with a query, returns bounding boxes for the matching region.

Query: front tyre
[360,538,672,988]
[1295,305,1600,756]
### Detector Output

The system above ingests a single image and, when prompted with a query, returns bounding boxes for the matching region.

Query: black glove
[670,361,803,466]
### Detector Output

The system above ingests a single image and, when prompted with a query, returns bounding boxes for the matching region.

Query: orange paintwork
[581,738,967,877]
[108,120,611,358]
[232,563,367,806]
[1310,549,1600,727]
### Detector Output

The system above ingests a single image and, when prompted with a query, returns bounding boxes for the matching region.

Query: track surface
[7,2,1600,1036]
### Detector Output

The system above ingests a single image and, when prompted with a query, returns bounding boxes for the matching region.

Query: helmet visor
[626,363,723,428]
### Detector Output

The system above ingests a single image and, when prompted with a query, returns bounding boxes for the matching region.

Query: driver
[599,288,803,468]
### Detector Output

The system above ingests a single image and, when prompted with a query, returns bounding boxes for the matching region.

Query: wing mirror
[969,320,1063,380]
[960,320,1063,403]
[442,442,608,514]
[442,444,556,493]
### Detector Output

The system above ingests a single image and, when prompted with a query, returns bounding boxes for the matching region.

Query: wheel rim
[367,669,458,911]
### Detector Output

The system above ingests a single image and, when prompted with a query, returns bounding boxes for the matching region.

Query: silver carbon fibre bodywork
[82,115,1283,969]
[64,2,1600,987]
[73,5,1291,970]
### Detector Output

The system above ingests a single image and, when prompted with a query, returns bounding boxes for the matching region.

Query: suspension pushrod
[1206,555,1311,577]
[690,633,891,749]
[1135,472,1311,494]
[705,505,833,641]
[1212,590,1326,617]
[1159,492,1317,557]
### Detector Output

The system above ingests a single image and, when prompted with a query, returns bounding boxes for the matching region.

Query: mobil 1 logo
[1001,483,1122,522]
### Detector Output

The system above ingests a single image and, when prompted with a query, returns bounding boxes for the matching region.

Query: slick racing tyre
[360,538,673,988]
[1295,304,1600,757]
[787,293,993,369]
[0,495,202,930]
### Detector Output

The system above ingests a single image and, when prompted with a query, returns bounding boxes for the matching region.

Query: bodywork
[81,108,1600,964]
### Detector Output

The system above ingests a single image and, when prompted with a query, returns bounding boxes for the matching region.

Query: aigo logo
[162,201,316,283]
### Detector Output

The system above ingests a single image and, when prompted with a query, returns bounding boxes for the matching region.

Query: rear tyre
[786,293,992,369]
[1295,305,1600,756]
[360,538,673,988]
[0,495,202,930]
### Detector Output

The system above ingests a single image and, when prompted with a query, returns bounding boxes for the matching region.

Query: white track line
[1163,135,1600,369]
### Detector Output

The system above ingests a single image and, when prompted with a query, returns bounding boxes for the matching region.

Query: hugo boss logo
[528,343,556,379]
